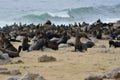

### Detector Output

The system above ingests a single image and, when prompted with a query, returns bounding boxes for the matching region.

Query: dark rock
[1,53,10,60]
[0,68,9,74]
[0,53,11,65]
[105,67,120,79]
[10,70,21,75]
[0,69,10,74]
[19,73,39,80]
[19,72,46,80]
[7,76,19,80]
[15,60,24,64]
[0,68,8,70]
[0,68,21,76]
[85,74,104,80]
[35,76,46,80]
[38,55,56,62]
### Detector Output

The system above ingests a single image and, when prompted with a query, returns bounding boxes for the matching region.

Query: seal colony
[0,19,120,58]
[1,20,120,80]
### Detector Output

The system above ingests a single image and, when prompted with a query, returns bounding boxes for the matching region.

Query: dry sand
[0,40,120,80]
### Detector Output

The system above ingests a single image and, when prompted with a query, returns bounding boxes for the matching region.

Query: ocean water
[0,0,120,27]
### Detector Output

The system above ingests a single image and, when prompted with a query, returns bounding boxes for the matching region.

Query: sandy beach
[0,40,120,80]
[0,0,120,80]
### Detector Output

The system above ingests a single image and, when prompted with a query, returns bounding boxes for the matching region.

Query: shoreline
[0,18,120,28]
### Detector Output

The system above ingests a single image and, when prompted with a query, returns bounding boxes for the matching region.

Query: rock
[0,68,21,75]
[15,60,24,64]
[58,43,70,48]
[7,73,46,80]
[0,69,10,74]
[105,67,120,79]
[7,76,19,80]
[38,55,56,62]
[19,72,46,80]
[10,70,21,75]
[35,76,46,80]
[0,68,10,74]
[0,53,11,65]
[19,73,39,80]
[16,36,25,42]
[85,74,105,80]
[0,68,8,70]
[7,72,46,80]
[1,53,10,60]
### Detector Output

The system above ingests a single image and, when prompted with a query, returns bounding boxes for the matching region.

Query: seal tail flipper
[18,46,22,53]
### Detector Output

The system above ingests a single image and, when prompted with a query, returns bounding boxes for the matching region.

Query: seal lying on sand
[0,46,22,58]
[29,34,46,51]
[0,33,22,58]
[3,39,22,58]
[45,41,58,50]
[4,39,18,52]
[109,40,120,48]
